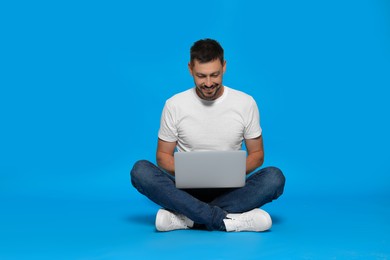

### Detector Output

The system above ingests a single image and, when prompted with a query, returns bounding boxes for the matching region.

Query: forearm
[246,151,264,174]
[156,152,175,175]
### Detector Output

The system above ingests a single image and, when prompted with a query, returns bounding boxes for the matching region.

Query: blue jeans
[130,160,285,231]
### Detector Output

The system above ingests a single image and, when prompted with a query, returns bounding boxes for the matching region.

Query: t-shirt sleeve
[158,101,178,142]
[244,98,262,139]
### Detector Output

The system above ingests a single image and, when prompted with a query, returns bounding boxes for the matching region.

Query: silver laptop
[174,150,246,189]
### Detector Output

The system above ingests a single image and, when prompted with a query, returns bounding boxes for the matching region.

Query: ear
[188,62,194,76]
[223,60,227,74]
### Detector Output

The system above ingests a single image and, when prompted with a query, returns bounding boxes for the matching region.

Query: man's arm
[156,138,177,175]
[245,135,264,174]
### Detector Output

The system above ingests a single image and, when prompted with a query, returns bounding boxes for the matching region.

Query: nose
[204,77,213,88]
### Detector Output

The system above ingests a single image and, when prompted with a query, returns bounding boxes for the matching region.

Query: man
[131,39,285,232]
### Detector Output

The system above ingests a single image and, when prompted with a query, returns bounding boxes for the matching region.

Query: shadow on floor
[270,214,284,224]
[124,213,156,225]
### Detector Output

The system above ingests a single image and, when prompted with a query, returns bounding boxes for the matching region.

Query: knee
[266,166,286,197]
[130,160,153,185]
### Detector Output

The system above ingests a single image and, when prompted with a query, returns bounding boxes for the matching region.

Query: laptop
[174,150,246,189]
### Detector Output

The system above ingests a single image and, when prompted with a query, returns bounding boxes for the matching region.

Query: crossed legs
[130,160,285,231]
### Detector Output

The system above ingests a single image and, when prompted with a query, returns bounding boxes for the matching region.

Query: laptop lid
[174,150,246,189]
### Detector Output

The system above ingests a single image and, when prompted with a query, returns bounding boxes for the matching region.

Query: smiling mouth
[196,84,222,100]
[201,84,218,91]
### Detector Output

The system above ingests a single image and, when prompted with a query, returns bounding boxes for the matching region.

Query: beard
[195,84,223,101]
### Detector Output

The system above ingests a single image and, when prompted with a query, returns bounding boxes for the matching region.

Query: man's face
[189,59,226,101]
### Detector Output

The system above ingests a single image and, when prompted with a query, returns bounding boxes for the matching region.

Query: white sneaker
[155,209,194,232]
[223,208,272,232]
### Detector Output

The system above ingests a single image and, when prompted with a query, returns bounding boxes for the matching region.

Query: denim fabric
[130,160,285,231]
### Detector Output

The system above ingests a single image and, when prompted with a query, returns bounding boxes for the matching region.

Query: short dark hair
[190,38,224,66]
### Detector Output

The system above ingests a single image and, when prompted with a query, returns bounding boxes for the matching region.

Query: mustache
[200,84,219,89]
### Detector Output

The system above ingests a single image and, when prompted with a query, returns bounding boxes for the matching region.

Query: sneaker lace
[169,214,188,229]
[228,215,257,231]
[236,218,256,230]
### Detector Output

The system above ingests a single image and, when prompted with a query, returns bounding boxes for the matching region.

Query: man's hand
[245,135,264,174]
[156,138,177,175]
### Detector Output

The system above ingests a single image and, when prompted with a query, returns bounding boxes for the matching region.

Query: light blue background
[1,0,389,259]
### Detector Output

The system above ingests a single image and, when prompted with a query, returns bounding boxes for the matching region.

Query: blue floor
[1,169,389,260]
[1,0,389,259]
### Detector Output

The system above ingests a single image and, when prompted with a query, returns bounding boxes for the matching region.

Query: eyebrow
[196,71,220,77]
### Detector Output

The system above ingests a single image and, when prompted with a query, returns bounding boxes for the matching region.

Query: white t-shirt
[158,86,262,152]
